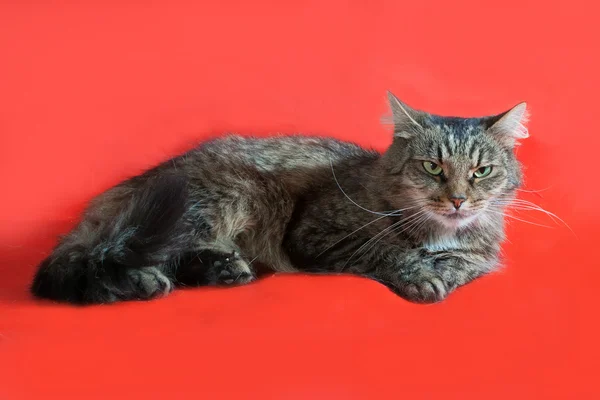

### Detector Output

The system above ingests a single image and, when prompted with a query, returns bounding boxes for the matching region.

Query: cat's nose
[449,195,466,210]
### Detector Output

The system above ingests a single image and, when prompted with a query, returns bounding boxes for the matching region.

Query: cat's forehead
[412,117,500,162]
[427,116,486,137]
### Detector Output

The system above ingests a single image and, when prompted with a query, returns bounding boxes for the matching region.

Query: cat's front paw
[397,270,449,304]
[175,250,256,287]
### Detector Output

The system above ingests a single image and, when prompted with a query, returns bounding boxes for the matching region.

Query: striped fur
[31,93,528,304]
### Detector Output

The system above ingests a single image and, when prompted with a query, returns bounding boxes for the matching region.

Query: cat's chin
[430,211,479,230]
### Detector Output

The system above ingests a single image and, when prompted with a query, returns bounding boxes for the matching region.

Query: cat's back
[195,134,376,172]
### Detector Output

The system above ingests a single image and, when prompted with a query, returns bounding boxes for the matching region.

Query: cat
[31,92,529,305]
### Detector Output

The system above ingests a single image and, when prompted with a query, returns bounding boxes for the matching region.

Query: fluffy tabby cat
[31,92,529,305]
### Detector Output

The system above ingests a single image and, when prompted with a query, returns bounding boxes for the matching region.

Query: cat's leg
[365,248,497,303]
[33,252,176,304]
[31,175,189,304]
[175,242,256,287]
[121,266,174,300]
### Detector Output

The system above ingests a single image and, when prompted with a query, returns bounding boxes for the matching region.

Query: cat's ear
[486,102,529,148]
[386,91,427,139]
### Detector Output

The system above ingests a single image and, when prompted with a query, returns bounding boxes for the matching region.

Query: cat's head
[382,92,529,230]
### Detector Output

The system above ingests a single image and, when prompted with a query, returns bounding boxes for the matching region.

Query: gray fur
[31,92,528,304]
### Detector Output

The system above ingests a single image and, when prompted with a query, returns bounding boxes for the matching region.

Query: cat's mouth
[440,209,477,218]
[433,209,479,228]
[444,212,468,219]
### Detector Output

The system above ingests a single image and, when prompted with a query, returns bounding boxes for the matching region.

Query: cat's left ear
[485,102,529,148]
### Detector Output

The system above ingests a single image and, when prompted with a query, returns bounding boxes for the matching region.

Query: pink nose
[450,196,466,210]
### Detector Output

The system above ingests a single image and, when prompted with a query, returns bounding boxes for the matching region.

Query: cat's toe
[214,252,255,286]
[176,249,256,287]
[400,274,448,304]
[218,269,234,284]
[423,276,447,301]
[125,267,173,299]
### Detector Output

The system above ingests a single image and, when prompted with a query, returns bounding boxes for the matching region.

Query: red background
[1,1,598,398]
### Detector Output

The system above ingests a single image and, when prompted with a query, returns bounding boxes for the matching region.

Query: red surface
[1,1,598,398]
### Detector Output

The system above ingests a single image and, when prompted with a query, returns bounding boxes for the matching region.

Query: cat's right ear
[385,91,427,139]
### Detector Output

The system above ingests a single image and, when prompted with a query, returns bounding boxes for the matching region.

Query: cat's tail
[31,174,188,304]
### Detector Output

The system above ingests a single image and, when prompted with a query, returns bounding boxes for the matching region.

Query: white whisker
[516,186,553,194]
[316,214,389,258]
[348,220,405,265]
[355,216,421,263]
[403,213,431,238]
[316,203,424,258]
[330,159,403,216]
[492,198,576,237]
[344,210,428,267]
[486,209,554,229]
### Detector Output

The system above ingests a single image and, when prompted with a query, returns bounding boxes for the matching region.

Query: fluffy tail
[31,174,188,304]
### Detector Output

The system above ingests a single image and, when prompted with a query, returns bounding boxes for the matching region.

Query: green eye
[423,161,443,176]
[474,166,493,178]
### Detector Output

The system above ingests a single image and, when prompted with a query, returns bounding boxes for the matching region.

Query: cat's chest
[423,234,462,252]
